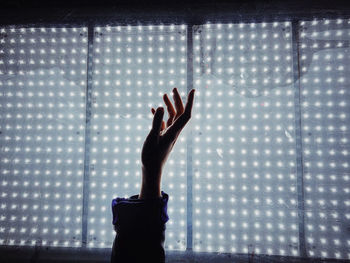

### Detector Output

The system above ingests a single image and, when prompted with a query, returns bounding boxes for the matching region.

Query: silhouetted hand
[139,87,195,199]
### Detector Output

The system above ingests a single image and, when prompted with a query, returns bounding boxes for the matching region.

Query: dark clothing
[111,191,169,263]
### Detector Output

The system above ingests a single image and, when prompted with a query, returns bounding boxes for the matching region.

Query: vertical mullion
[292,20,307,258]
[186,24,194,251]
[82,23,94,248]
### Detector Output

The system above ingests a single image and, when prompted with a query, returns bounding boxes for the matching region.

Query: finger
[166,89,195,139]
[152,107,165,131]
[163,93,176,127]
[150,107,164,137]
[172,87,185,121]
[184,89,195,116]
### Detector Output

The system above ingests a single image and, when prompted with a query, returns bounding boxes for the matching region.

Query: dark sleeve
[110,191,169,263]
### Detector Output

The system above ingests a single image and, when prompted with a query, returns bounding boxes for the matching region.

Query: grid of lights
[87,25,188,249]
[192,22,299,256]
[300,19,350,260]
[0,20,349,261]
[0,27,88,247]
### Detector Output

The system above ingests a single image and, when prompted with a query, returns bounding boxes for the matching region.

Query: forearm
[139,166,162,199]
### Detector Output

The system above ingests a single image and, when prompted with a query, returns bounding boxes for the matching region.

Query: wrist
[139,166,162,199]
[141,165,162,181]
[139,182,161,199]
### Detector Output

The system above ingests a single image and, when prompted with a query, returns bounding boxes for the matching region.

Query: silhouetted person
[111,88,196,263]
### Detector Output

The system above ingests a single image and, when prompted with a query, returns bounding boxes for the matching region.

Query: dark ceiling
[0,0,350,25]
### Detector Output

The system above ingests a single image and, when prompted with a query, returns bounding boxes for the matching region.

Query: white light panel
[0,27,88,247]
[300,19,350,260]
[192,22,299,256]
[88,25,187,249]
[1,21,349,261]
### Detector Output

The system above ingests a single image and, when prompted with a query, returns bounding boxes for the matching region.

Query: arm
[111,87,195,263]
[139,87,195,199]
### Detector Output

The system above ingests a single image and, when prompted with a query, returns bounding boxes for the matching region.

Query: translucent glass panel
[88,25,187,249]
[300,19,350,260]
[192,22,299,256]
[0,27,88,247]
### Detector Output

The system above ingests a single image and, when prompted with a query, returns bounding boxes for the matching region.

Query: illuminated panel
[300,19,350,260]
[192,22,299,255]
[88,25,187,249]
[0,27,88,247]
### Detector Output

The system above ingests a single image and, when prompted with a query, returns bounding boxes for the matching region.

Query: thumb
[151,107,164,136]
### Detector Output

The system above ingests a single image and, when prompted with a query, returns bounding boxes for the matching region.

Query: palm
[141,128,172,172]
